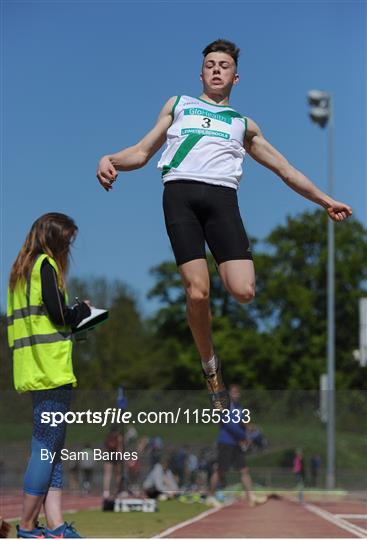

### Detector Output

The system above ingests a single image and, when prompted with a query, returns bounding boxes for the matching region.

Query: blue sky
[2,1,366,315]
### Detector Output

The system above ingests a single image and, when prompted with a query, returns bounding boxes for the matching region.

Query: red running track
[0,491,101,520]
[157,498,367,538]
[2,491,366,538]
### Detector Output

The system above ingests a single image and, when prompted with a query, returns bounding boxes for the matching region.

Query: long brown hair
[9,213,78,292]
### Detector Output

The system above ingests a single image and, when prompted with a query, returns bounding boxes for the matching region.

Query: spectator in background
[68,461,80,492]
[186,450,199,488]
[293,449,305,503]
[126,457,141,494]
[102,427,124,500]
[143,457,179,500]
[198,446,216,486]
[310,454,321,487]
[169,446,187,487]
[79,443,94,495]
[208,384,267,507]
[148,436,164,468]
[293,449,305,485]
[125,426,138,447]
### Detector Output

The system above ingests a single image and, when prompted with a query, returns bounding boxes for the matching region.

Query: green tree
[256,210,367,389]
[148,210,367,389]
[69,277,154,389]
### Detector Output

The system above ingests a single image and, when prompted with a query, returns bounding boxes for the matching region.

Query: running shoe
[44,522,82,538]
[16,523,45,538]
[203,358,230,411]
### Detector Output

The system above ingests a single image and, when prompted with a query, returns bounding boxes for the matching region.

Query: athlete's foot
[202,357,230,411]
[16,523,45,538]
[44,522,82,538]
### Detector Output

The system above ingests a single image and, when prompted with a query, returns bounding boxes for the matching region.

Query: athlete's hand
[96,156,118,192]
[326,200,353,222]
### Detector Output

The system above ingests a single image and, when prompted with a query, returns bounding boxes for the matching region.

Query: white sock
[202,354,218,374]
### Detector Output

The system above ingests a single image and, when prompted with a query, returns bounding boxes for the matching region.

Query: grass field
[8,500,206,538]
[1,416,365,471]
[1,390,366,494]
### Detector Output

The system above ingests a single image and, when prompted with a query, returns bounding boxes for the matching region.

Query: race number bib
[181,108,231,139]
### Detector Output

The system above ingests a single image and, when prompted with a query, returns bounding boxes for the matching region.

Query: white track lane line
[153,503,231,538]
[335,514,367,520]
[306,503,367,538]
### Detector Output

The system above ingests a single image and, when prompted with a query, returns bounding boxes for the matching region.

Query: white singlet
[157,95,247,190]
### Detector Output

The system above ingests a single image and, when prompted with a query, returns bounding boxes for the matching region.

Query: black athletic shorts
[217,443,247,473]
[162,180,253,267]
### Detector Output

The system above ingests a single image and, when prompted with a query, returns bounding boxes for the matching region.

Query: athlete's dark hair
[202,39,240,66]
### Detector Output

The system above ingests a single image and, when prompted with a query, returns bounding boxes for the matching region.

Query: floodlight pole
[307,90,335,489]
[326,97,335,490]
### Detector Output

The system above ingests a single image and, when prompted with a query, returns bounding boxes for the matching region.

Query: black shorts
[217,443,247,473]
[163,180,253,267]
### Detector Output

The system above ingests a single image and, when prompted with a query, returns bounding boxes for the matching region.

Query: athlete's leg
[163,182,229,408]
[203,184,254,303]
[21,385,71,531]
[179,258,229,410]
[179,258,214,363]
[43,488,63,530]
[218,260,255,304]
[19,494,44,531]
[44,389,70,530]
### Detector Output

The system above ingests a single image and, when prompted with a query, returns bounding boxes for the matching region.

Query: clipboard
[73,307,109,334]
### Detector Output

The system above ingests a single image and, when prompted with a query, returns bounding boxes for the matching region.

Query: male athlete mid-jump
[97,39,352,410]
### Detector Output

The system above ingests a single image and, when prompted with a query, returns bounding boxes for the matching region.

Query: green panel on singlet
[162,133,204,176]
[217,109,243,120]
[181,128,230,139]
[184,108,233,124]
[171,96,181,117]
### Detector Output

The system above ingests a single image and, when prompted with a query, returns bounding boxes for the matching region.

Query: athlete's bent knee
[186,283,210,304]
[232,285,255,304]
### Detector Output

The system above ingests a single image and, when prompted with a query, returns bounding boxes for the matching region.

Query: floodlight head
[307,89,330,106]
[309,107,330,127]
[307,89,331,127]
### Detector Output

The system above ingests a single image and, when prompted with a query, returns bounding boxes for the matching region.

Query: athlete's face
[201,52,239,95]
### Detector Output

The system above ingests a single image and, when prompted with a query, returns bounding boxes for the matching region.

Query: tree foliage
[1,210,366,391]
[147,210,367,390]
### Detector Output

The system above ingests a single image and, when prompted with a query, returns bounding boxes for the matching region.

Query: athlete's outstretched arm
[97,97,177,191]
[244,118,352,222]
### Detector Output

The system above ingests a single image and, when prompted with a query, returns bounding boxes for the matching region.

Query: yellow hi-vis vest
[7,254,77,392]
